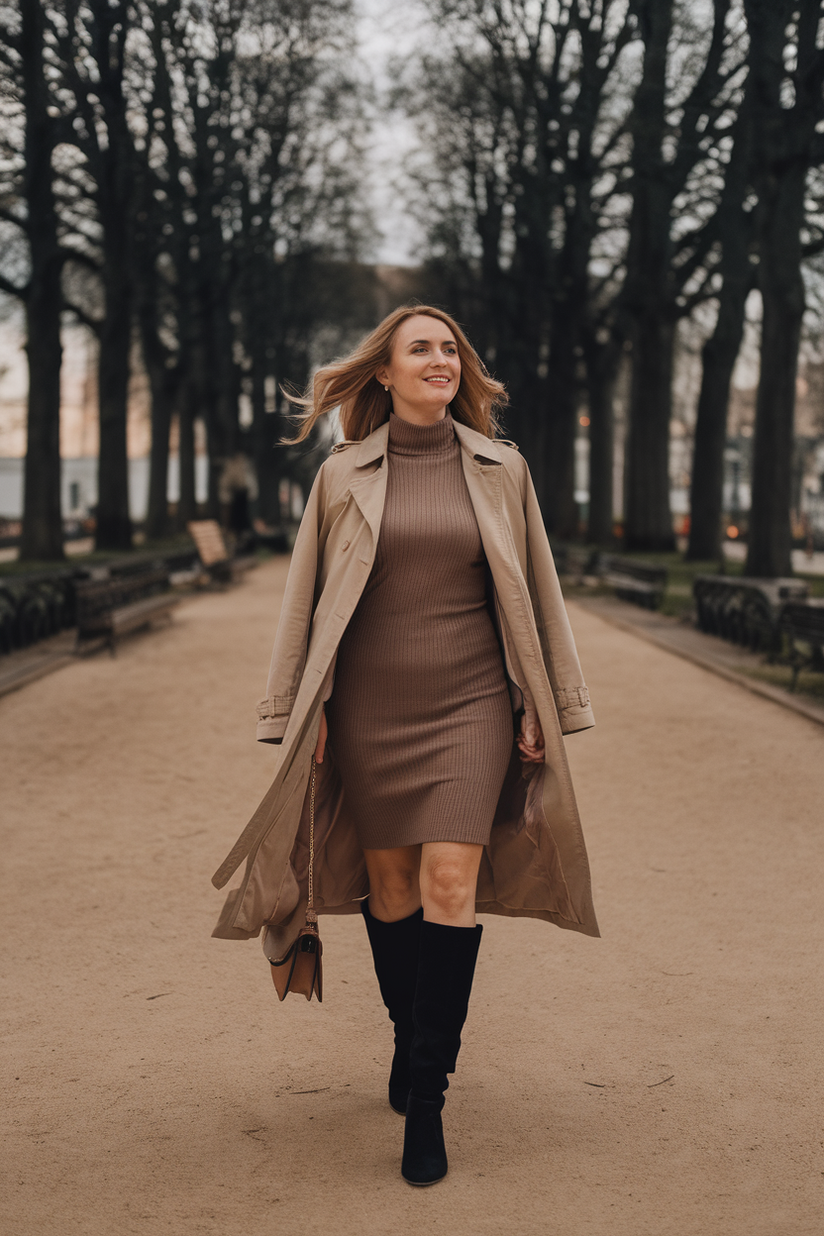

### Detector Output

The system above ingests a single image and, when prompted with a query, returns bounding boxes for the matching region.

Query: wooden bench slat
[80,594,178,635]
[777,601,824,689]
[75,567,176,652]
[595,554,667,610]
[109,595,179,633]
[187,520,229,567]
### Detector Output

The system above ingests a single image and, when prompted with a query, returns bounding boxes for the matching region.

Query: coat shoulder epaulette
[331,439,357,454]
[497,438,519,452]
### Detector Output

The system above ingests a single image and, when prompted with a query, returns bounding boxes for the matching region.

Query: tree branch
[0,271,27,298]
[61,296,102,333]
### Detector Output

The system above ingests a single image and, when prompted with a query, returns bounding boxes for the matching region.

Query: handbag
[268,755,323,1002]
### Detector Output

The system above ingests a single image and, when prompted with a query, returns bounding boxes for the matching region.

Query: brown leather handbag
[268,756,323,1002]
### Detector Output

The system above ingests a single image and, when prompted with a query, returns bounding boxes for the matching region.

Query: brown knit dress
[324,409,514,850]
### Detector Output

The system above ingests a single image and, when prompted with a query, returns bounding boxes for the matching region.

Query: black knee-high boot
[402,920,483,1186]
[361,899,423,1114]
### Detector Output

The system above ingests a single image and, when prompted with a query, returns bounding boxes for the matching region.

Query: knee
[370,866,418,920]
[423,858,476,921]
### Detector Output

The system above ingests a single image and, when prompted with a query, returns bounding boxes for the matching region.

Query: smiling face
[375,313,462,424]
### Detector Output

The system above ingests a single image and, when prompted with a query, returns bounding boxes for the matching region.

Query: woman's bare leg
[419,842,483,927]
[363,845,422,922]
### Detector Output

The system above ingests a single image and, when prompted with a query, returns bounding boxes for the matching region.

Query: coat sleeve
[523,464,595,735]
[255,465,325,743]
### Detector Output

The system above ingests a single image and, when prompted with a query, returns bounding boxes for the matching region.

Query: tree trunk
[21,280,64,561]
[89,0,135,552]
[543,308,580,540]
[687,88,753,563]
[135,172,174,541]
[199,299,231,520]
[743,0,821,578]
[686,277,749,561]
[177,373,198,526]
[18,0,64,562]
[95,260,133,549]
[142,322,175,541]
[745,164,806,577]
[251,356,282,528]
[544,204,591,540]
[494,279,549,503]
[584,333,621,546]
[622,0,677,552]
[624,315,676,551]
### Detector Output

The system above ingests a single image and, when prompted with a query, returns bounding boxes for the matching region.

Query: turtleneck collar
[387,409,456,456]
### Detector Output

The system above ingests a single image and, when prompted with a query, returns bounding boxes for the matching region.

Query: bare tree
[621,0,743,551]
[137,0,366,526]
[44,0,140,549]
[407,0,637,538]
[0,0,66,560]
[743,0,824,577]
[686,80,755,562]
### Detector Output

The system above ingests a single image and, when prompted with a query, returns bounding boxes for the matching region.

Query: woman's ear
[375,366,389,388]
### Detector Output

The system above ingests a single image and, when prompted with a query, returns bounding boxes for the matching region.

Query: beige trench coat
[212,417,600,957]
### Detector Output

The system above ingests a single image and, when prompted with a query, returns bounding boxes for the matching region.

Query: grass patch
[738,662,824,704]
[796,573,824,599]
[559,547,747,619]
[615,551,746,618]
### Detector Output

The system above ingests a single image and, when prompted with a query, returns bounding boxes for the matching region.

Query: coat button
[342,540,350,551]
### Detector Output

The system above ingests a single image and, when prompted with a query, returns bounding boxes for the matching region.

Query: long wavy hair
[284,305,508,443]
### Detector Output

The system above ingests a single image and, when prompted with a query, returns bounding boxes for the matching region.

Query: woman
[211,305,599,1187]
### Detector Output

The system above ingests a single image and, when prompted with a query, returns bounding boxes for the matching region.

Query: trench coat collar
[353,414,503,468]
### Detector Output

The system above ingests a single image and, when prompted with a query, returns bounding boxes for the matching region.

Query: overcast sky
[355,0,424,265]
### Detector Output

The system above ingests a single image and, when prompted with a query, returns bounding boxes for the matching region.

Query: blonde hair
[284,305,508,443]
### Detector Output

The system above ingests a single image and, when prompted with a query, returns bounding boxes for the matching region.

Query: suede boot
[361,899,423,1114]
[402,920,482,1186]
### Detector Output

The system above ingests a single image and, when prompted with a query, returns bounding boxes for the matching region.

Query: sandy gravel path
[2,557,823,1236]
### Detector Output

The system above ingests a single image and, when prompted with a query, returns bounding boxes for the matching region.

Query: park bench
[693,575,809,654]
[187,520,257,584]
[74,567,179,653]
[595,553,668,610]
[553,543,598,583]
[779,600,824,689]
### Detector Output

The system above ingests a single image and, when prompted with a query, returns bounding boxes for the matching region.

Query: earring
[384,385,389,392]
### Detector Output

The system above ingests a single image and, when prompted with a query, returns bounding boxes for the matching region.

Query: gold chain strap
[306,754,317,925]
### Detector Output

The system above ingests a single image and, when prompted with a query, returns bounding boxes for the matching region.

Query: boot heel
[402,1095,448,1185]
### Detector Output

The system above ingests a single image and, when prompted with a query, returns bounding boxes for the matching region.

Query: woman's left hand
[517,713,545,763]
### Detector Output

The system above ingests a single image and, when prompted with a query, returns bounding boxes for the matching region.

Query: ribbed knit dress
[324,409,514,850]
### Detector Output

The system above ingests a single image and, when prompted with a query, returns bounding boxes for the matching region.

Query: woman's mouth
[424,376,451,385]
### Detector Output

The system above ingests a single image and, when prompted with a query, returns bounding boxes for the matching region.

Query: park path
[1,557,823,1236]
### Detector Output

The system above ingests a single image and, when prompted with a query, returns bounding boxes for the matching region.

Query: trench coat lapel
[452,422,504,537]
[451,423,535,658]
[346,422,389,545]
[452,421,564,769]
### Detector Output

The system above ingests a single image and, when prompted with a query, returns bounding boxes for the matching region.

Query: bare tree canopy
[0,0,371,557]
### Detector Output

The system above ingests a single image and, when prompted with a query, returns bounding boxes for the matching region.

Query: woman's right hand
[314,704,328,764]
[517,711,544,764]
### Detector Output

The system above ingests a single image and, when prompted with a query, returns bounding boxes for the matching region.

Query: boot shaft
[361,899,423,1020]
[409,919,483,1103]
